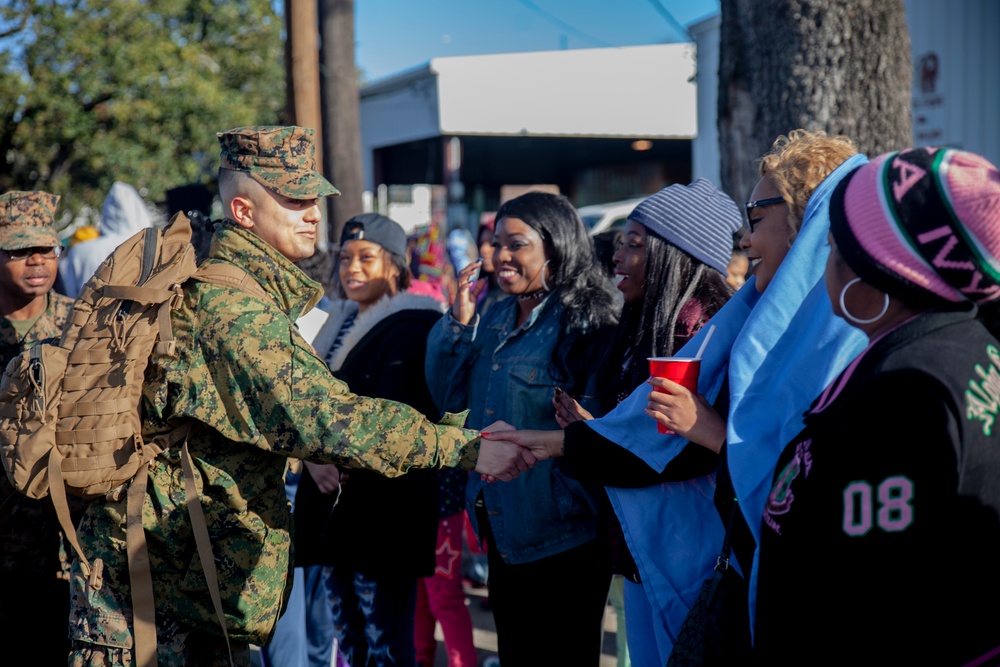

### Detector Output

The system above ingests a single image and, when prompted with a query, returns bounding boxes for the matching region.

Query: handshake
[472,422,565,483]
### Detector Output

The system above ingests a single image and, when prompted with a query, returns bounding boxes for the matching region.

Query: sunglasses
[743,197,786,232]
[3,246,63,261]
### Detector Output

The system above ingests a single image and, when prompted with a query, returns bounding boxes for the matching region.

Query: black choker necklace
[517,289,548,302]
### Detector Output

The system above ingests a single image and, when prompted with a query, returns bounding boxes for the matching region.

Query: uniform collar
[210,220,324,321]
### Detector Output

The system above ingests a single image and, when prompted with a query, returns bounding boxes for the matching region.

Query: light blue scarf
[589,153,870,658]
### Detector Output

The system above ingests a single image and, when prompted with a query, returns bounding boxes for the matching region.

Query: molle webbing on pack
[0,212,266,667]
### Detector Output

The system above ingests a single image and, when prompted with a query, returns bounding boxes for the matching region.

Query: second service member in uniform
[0,191,87,665]
[67,126,532,666]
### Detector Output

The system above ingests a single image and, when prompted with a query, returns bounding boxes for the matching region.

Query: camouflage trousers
[68,563,250,667]
[69,628,251,667]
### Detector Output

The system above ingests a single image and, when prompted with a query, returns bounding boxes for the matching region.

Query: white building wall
[431,44,697,138]
[359,73,442,191]
[360,44,700,191]
[906,0,1000,166]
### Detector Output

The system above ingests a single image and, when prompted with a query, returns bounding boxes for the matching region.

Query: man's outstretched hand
[474,420,535,482]
[476,427,565,483]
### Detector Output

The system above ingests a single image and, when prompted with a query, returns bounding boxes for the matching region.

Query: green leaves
[0,0,286,228]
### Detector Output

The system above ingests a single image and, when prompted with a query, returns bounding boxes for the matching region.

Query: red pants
[414,512,478,667]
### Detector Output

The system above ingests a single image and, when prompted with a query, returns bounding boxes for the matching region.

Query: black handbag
[666,502,752,667]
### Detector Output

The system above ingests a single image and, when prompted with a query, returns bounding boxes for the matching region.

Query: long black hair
[494,191,619,391]
[596,228,734,412]
[494,191,619,332]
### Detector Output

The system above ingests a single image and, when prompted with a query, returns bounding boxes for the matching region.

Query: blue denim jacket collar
[485,292,555,353]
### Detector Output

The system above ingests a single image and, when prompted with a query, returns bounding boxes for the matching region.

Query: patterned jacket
[0,291,79,581]
[68,221,480,651]
[0,291,73,371]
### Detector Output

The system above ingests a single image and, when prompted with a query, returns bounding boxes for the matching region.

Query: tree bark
[718,0,913,202]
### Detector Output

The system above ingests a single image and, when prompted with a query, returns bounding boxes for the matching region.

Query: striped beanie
[627,178,742,275]
[830,147,1000,308]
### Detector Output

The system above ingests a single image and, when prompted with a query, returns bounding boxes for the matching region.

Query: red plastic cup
[648,357,701,434]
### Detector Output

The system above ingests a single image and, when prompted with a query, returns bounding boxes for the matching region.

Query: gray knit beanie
[627,179,743,275]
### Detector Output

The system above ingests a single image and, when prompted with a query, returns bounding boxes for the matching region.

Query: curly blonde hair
[756,129,858,243]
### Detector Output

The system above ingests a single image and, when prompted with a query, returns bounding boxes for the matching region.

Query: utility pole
[286,0,325,225]
[319,0,364,245]
[285,0,336,293]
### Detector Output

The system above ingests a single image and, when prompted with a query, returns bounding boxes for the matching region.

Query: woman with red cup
[487,130,871,664]
[486,179,742,666]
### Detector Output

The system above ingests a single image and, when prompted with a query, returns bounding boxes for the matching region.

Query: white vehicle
[576,197,645,236]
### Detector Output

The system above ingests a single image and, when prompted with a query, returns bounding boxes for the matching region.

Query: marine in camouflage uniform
[0,190,86,665]
[67,127,524,667]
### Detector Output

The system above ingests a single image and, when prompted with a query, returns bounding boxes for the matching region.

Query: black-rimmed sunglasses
[3,245,62,261]
[743,197,785,232]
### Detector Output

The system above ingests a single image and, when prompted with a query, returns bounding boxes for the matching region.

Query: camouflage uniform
[0,295,77,596]
[0,190,61,250]
[67,127,481,667]
[0,190,86,664]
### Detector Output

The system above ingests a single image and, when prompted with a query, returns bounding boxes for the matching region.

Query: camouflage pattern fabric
[217,126,340,199]
[67,613,252,667]
[0,291,84,581]
[68,220,479,660]
[0,290,88,667]
[0,190,61,250]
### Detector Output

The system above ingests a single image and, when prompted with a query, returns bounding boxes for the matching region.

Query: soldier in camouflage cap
[67,126,535,665]
[0,189,83,665]
[218,125,340,199]
[0,190,61,250]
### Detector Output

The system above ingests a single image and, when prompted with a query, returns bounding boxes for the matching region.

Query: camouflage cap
[0,190,61,250]
[218,125,340,199]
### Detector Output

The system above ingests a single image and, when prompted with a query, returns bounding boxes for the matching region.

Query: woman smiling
[295,213,447,667]
[425,191,619,666]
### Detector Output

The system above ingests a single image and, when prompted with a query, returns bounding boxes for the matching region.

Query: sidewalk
[251,580,622,667]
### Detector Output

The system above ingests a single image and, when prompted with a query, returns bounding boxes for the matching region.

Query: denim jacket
[426,295,604,564]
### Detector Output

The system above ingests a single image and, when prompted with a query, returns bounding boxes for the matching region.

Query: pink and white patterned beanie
[829,146,1000,307]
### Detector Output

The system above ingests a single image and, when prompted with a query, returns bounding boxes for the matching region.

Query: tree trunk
[718,0,913,202]
[319,0,364,247]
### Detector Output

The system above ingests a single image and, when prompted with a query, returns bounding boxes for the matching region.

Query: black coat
[754,306,1000,664]
[293,294,444,577]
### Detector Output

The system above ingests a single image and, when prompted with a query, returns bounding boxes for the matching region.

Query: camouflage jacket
[0,291,81,581]
[0,291,72,370]
[69,221,480,651]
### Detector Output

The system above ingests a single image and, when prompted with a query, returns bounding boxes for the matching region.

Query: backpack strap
[193,262,270,301]
[181,439,234,666]
[121,421,197,667]
[127,461,157,667]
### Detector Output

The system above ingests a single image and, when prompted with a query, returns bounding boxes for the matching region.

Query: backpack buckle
[170,284,185,307]
[88,557,104,590]
[155,340,177,356]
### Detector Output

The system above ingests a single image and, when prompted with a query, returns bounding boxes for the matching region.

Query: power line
[515,0,617,48]
[645,0,693,41]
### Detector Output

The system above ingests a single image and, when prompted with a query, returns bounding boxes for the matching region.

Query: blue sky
[354,0,720,82]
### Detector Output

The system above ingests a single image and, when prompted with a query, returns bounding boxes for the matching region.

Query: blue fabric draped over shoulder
[588,153,871,652]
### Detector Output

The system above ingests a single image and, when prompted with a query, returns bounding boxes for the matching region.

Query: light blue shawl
[588,153,870,659]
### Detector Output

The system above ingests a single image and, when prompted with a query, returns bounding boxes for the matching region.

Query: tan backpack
[0,212,260,666]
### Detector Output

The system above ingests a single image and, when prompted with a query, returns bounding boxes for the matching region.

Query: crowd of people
[0,122,997,667]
